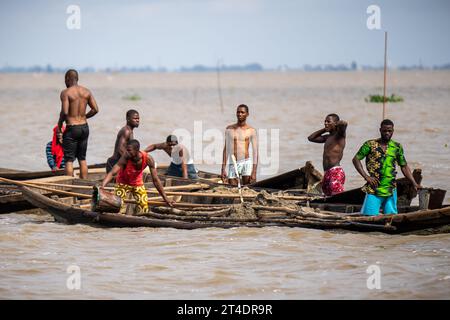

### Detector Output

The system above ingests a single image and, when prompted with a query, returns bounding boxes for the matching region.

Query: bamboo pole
[0,177,93,199]
[151,191,317,201]
[0,177,230,208]
[217,59,224,113]
[149,201,232,208]
[383,31,388,120]
[24,181,211,193]
[20,180,318,201]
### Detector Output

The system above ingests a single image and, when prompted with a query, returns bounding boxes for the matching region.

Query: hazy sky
[1,0,449,69]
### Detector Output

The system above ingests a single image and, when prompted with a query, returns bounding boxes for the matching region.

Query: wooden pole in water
[216,59,224,113]
[383,31,388,120]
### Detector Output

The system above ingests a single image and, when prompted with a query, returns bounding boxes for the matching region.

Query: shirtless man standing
[106,110,140,173]
[57,69,99,179]
[221,104,258,186]
[308,114,347,196]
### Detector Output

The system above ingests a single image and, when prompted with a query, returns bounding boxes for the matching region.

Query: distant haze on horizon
[1,0,449,70]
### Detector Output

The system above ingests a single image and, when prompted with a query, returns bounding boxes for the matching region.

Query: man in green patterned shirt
[352,119,421,215]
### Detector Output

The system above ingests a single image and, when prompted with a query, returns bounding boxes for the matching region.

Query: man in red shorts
[308,114,347,196]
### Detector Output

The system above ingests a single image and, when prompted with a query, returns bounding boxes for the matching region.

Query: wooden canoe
[19,184,450,234]
[250,161,323,192]
[0,175,84,213]
[155,161,323,192]
[0,167,227,214]
[0,163,107,180]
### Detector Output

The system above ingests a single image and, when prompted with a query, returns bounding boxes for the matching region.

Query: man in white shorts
[221,104,258,186]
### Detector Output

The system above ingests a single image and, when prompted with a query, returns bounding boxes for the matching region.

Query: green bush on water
[365,94,404,103]
[123,94,142,101]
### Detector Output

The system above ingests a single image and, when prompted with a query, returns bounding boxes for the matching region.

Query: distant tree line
[1,61,449,73]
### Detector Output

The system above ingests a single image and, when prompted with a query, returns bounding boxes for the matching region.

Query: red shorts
[322,166,345,196]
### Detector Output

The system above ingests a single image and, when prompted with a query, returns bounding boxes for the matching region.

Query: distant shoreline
[1,62,449,74]
[1,69,450,75]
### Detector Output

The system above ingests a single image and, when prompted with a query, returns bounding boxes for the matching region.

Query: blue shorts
[361,189,398,216]
[166,162,199,179]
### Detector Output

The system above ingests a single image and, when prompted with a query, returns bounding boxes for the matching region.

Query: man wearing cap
[145,135,199,179]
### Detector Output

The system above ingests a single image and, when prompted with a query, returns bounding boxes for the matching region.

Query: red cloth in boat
[52,125,65,168]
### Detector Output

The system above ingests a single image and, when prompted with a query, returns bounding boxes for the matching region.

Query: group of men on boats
[51,69,421,216]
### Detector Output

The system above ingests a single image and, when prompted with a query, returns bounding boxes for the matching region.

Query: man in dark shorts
[57,69,99,179]
[106,110,140,173]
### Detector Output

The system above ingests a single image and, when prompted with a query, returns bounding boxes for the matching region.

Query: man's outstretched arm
[101,156,126,187]
[147,155,174,207]
[144,142,165,153]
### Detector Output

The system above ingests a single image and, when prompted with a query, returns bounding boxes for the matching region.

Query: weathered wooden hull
[0,163,107,180]
[250,161,323,192]
[20,186,450,234]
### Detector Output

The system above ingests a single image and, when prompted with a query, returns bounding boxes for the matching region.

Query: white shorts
[228,158,253,179]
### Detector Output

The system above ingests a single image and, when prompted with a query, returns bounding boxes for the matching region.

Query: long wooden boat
[250,161,323,192]
[0,163,107,180]
[1,162,429,216]
[0,175,82,214]
[19,184,450,234]
[153,161,323,193]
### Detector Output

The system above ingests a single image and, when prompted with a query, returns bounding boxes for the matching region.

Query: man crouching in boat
[145,135,199,179]
[101,139,174,214]
[352,119,421,216]
[308,114,347,196]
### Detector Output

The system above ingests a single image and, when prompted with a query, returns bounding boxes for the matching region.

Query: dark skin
[308,116,347,171]
[57,72,99,179]
[101,145,174,207]
[110,113,140,161]
[221,107,258,186]
[352,124,421,191]
[144,141,188,179]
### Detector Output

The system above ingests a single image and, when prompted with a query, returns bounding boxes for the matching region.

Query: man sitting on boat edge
[352,119,421,216]
[101,139,174,214]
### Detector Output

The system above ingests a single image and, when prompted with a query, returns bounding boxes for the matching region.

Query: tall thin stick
[383,31,388,120]
[216,59,224,113]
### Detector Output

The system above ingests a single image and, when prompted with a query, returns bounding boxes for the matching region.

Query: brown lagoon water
[0,71,449,299]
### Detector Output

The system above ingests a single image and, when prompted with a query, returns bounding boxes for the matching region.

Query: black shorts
[106,155,120,173]
[63,123,89,162]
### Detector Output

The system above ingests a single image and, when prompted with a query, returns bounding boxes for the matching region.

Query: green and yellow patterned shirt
[356,139,407,197]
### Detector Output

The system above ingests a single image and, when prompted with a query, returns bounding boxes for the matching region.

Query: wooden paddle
[23,181,211,193]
